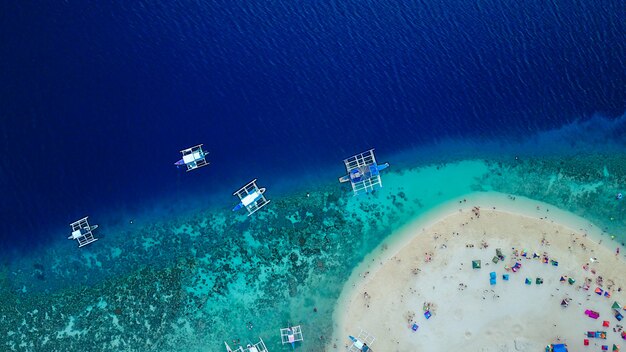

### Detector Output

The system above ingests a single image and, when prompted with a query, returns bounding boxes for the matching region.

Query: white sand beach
[332,194,626,352]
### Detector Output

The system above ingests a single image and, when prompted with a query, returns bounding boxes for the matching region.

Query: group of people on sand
[471,206,481,218]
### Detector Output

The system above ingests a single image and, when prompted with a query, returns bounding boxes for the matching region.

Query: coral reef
[1,152,625,351]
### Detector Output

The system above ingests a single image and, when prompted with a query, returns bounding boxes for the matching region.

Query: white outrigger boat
[280,325,303,349]
[232,179,270,216]
[174,144,209,172]
[348,329,375,352]
[224,338,268,352]
[339,149,389,195]
[68,216,99,248]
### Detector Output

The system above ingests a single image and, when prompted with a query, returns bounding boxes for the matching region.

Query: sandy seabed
[332,197,626,352]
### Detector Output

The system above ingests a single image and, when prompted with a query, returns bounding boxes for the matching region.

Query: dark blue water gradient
[1,0,625,254]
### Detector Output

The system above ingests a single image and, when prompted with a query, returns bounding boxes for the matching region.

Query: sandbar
[332,194,626,351]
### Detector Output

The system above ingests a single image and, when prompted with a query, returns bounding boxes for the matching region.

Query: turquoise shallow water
[1,133,626,351]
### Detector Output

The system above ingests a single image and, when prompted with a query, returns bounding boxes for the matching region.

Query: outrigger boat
[68,216,99,248]
[224,338,268,352]
[175,144,209,172]
[339,149,389,195]
[348,329,375,352]
[232,179,270,216]
[280,325,303,349]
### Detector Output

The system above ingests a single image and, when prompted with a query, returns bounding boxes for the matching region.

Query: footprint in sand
[511,324,523,335]
[464,331,472,339]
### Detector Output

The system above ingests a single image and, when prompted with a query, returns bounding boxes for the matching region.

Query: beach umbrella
[612,302,622,310]
[472,260,481,269]
[613,344,620,351]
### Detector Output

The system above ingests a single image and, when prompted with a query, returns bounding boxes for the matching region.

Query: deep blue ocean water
[1,0,625,257]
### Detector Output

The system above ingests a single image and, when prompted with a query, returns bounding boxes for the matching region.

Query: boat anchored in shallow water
[68,216,99,248]
[280,325,304,349]
[224,338,268,352]
[348,328,375,351]
[339,148,389,196]
[175,144,209,172]
[232,179,270,216]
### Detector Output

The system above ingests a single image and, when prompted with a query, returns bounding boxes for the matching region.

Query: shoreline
[331,192,626,351]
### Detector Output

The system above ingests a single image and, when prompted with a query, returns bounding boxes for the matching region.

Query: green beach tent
[492,256,499,264]
[472,260,481,269]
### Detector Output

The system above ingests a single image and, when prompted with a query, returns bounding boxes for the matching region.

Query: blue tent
[553,343,567,352]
